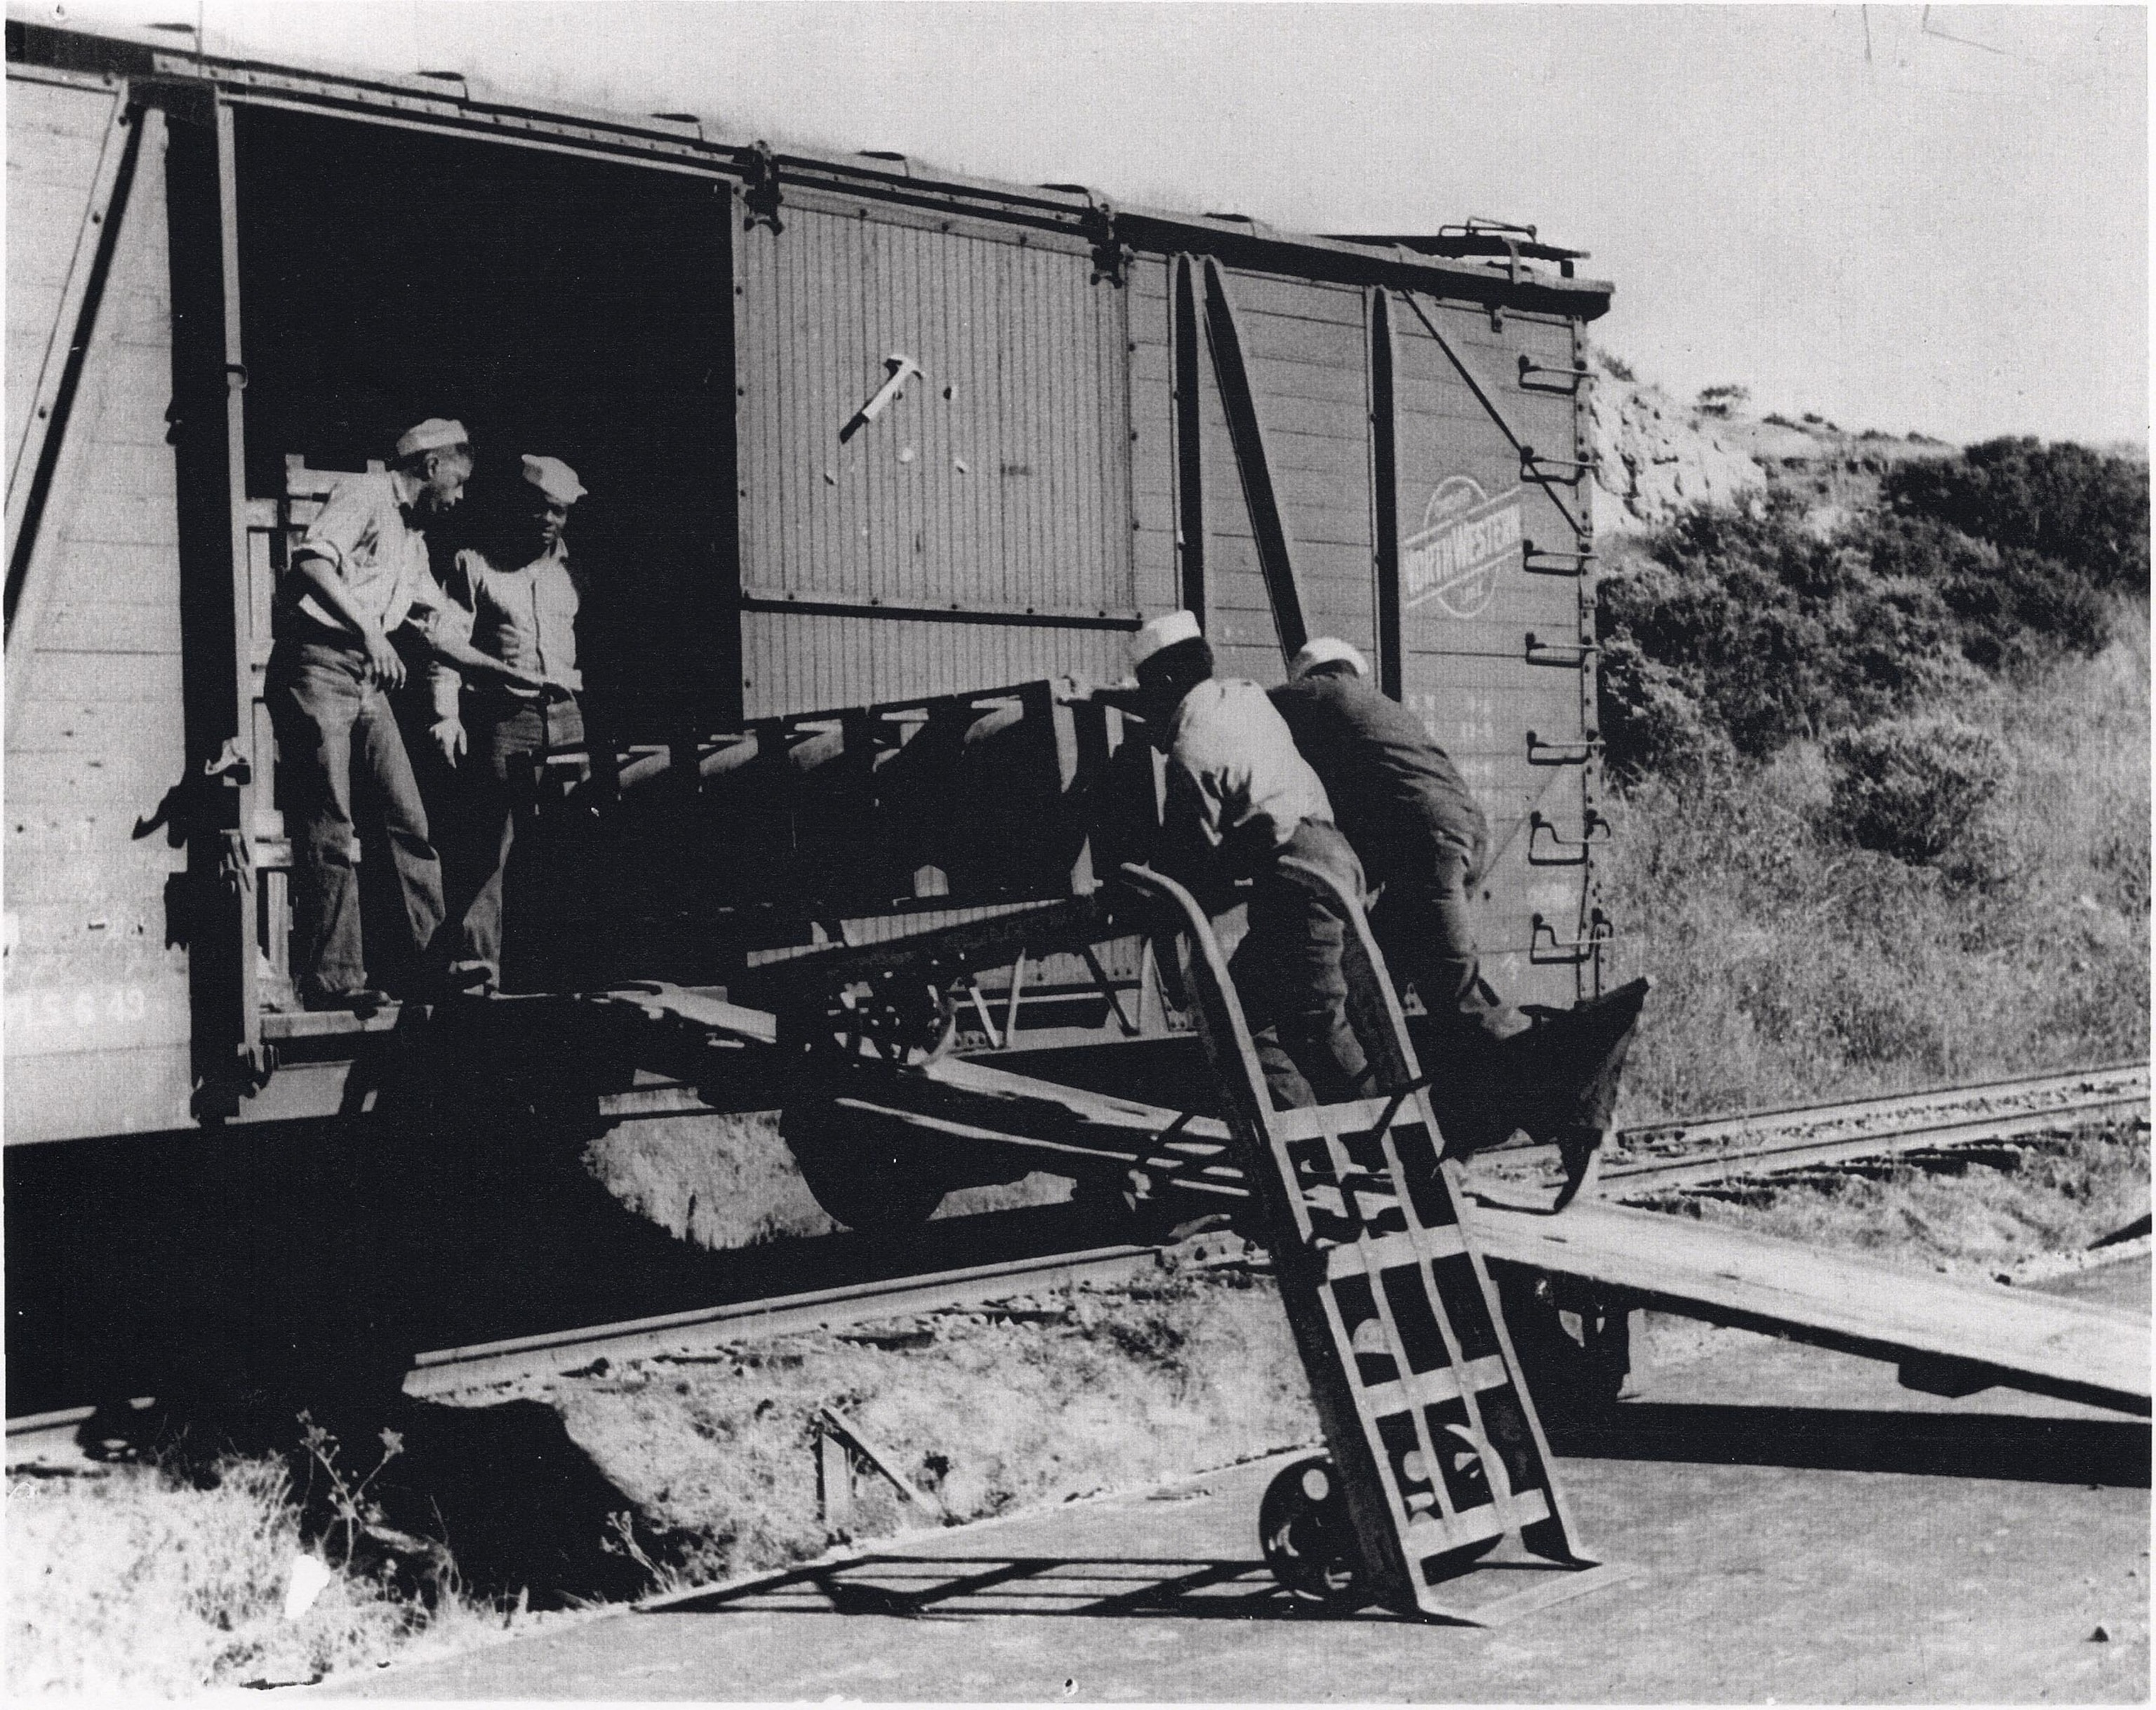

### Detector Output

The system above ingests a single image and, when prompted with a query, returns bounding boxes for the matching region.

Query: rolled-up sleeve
[292,476,373,572]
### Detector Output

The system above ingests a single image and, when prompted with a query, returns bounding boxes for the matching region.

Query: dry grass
[541,1262,1313,1588]
[4,1455,476,1697]
[1601,613,2150,1123]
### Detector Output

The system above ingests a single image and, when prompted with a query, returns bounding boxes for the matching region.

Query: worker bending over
[427,453,589,991]
[1272,636,1648,1205]
[268,418,487,1010]
[1129,611,1371,1110]
[1269,638,1528,1050]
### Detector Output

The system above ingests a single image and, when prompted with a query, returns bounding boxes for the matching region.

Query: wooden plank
[10,693,173,753]
[840,1055,2150,1417]
[6,749,190,803]
[1216,270,1366,328]
[32,539,180,604]
[1,1043,194,1144]
[591,984,781,1046]
[6,76,121,145]
[4,834,182,904]
[11,649,183,700]
[55,483,182,549]
[5,895,178,954]
[2,972,192,1055]
[1465,1198,2152,1415]
[35,599,183,653]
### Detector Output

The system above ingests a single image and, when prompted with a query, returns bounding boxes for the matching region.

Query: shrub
[1595,491,1967,775]
[1823,716,2006,865]
[1882,436,2150,595]
[1592,345,1637,382]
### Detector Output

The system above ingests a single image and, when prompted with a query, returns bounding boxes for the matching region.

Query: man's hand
[430,716,466,766]
[364,625,406,690]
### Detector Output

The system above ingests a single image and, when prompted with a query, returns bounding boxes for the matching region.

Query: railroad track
[9,1061,2146,1457]
[1474,1060,2150,1202]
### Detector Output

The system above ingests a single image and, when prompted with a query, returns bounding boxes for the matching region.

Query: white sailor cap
[1131,609,1203,669]
[394,417,469,460]
[520,454,587,506]
[1289,636,1370,680]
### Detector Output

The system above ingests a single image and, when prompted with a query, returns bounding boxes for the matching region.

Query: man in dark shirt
[1270,639,1651,1208]
[1268,638,1526,1050]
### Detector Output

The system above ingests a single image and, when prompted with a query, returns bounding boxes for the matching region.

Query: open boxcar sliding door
[731,177,1150,1043]
[163,91,267,1117]
[1384,293,1607,1008]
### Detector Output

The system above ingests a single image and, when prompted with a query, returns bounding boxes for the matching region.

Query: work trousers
[1369,841,1529,1046]
[1229,820,1374,1111]
[266,636,444,999]
[448,695,584,983]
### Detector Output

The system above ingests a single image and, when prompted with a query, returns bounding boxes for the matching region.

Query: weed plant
[1597,436,2149,1119]
[6,1433,491,1696]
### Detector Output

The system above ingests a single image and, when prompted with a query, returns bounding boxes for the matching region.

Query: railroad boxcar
[5,18,1616,1154]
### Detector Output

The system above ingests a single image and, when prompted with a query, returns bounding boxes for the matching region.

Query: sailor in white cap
[1271,636,1526,1048]
[1274,639,1644,1207]
[265,416,479,1010]
[427,453,593,991]
[1127,611,1372,1109]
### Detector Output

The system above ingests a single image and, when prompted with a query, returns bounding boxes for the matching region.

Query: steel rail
[1601,1093,2150,1197]
[4,1242,1171,1452]
[1472,1062,2148,1199]
[405,1242,1163,1394]
[9,1062,2145,1450]
[1614,1061,2148,1156]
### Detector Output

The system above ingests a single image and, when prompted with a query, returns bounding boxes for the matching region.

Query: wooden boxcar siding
[737,611,1126,712]
[1129,261,1377,685]
[1390,302,1597,1001]
[6,74,123,481]
[736,187,1136,714]
[1127,255,1599,1006]
[6,95,196,1142]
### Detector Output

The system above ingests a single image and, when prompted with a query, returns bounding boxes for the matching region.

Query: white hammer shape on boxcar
[839,354,924,443]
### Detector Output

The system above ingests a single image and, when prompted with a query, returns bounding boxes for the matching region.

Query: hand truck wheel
[1258,1455,1369,1609]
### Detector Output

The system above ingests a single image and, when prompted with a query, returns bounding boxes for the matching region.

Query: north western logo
[1402,476,1523,619]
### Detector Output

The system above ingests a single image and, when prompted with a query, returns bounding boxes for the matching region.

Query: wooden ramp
[1466,1198,2150,1417]
[839,1060,2150,1418]
[582,987,2148,1420]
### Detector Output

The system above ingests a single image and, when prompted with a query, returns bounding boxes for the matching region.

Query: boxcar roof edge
[6,16,1612,320]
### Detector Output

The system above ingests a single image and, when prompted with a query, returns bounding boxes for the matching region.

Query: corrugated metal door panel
[6,75,125,491]
[740,613,1126,716]
[5,103,194,1144]
[1388,296,1595,1006]
[737,198,1131,634]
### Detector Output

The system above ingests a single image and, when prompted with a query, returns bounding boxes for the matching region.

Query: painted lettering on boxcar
[1401,476,1523,619]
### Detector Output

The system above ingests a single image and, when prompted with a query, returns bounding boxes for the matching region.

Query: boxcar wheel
[1258,1456,1370,1609]
[780,1101,947,1233]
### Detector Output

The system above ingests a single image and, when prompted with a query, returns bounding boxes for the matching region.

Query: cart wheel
[1258,1456,1369,1609]
[780,1101,947,1233]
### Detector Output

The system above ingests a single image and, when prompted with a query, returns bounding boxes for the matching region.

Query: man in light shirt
[267,417,472,1012]
[1128,610,1371,1110]
[426,453,590,991]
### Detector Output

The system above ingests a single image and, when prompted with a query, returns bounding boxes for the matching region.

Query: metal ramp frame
[1119,860,1629,1624]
